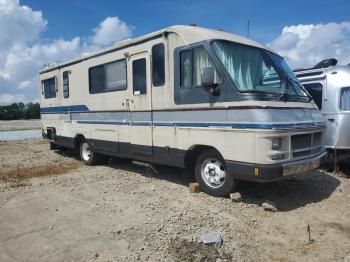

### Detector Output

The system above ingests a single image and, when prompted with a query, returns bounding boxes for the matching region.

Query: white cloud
[18,80,32,89]
[2,37,82,86]
[268,22,350,69]
[91,16,133,46]
[0,0,46,49]
[0,1,133,104]
[0,93,25,104]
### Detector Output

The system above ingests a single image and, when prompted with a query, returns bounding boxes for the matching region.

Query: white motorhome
[40,25,327,197]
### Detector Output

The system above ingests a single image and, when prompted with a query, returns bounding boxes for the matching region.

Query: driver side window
[180,47,222,89]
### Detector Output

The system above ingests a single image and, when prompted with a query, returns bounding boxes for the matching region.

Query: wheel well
[73,134,85,152]
[184,145,220,168]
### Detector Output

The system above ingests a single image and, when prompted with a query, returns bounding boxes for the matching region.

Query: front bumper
[225,151,327,182]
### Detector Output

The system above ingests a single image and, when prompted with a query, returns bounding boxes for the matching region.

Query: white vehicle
[40,25,327,197]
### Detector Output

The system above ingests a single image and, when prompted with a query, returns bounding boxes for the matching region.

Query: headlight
[271,154,285,160]
[272,138,282,150]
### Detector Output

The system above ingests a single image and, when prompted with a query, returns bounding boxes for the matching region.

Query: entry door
[128,52,153,156]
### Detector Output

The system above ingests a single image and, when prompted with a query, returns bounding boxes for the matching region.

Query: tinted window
[152,43,165,86]
[180,47,221,88]
[89,59,127,94]
[340,87,350,111]
[43,77,56,99]
[303,83,323,109]
[63,71,69,98]
[132,58,147,94]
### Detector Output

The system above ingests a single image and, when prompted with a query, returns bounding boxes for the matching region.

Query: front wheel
[79,140,100,165]
[195,149,237,197]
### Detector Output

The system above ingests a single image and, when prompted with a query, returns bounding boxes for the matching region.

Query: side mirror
[201,67,215,87]
[201,67,220,96]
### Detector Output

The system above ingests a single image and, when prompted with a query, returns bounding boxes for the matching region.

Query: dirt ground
[0,139,350,262]
[0,120,41,131]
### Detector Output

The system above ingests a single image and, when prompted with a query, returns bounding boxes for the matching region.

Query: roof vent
[313,58,337,69]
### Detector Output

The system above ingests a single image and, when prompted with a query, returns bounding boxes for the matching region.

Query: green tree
[25,103,40,119]
[0,102,40,120]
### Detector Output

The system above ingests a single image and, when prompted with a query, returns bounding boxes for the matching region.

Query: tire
[50,142,57,150]
[195,149,237,197]
[339,161,350,176]
[79,139,100,165]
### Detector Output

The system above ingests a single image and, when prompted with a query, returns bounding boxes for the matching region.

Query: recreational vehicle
[39,25,327,197]
[295,59,350,158]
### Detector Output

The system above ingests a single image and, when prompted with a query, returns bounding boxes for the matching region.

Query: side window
[63,71,69,98]
[43,77,56,99]
[180,47,222,88]
[132,58,147,95]
[152,43,165,86]
[340,87,350,111]
[89,59,127,94]
[303,83,323,109]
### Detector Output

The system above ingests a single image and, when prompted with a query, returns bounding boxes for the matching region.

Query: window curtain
[212,41,263,90]
[181,47,221,88]
[105,60,127,91]
[193,48,214,86]
[340,87,350,111]
[181,50,192,88]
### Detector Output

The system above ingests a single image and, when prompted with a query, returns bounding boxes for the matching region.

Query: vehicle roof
[40,25,275,74]
[295,65,350,84]
[295,65,350,75]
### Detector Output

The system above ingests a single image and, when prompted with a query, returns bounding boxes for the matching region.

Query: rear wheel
[195,149,237,197]
[79,139,100,165]
[50,142,57,150]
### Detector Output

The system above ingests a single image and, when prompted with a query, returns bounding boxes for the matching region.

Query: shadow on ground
[54,148,194,187]
[54,149,341,212]
[237,171,341,211]
[106,157,195,187]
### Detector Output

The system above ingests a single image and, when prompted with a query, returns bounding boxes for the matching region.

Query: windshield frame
[209,39,310,101]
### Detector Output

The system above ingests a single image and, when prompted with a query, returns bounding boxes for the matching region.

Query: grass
[0,162,81,187]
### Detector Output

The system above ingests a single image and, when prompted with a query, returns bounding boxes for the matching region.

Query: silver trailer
[295,59,350,157]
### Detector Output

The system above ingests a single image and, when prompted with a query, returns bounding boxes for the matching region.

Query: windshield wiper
[240,90,272,94]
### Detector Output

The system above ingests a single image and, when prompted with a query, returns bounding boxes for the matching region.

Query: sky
[1,0,350,104]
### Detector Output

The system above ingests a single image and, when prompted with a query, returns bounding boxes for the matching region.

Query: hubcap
[201,158,226,188]
[81,142,91,161]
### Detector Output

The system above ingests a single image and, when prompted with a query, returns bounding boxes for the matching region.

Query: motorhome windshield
[211,40,307,97]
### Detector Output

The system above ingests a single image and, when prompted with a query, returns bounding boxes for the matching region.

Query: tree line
[0,102,40,120]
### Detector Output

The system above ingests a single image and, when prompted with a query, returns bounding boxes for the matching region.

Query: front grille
[291,132,322,159]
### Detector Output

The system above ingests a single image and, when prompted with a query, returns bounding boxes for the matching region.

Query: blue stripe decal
[40,105,89,113]
[76,120,325,129]
[77,120,127,125]
[40,105,317,114]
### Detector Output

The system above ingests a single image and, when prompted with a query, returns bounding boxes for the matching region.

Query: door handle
[327,118,335,122]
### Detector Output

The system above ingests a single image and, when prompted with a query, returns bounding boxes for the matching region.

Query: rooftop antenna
[247,19,250,38]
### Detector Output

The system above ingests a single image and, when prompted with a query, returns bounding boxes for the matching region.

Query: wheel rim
[81,142,91,161]
[201,158,226,188]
